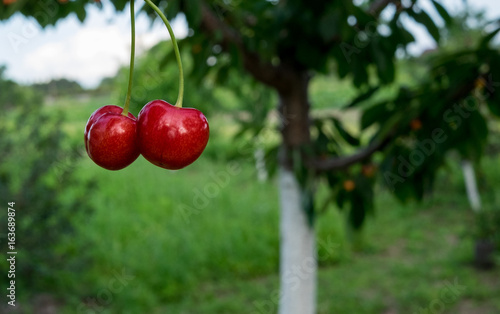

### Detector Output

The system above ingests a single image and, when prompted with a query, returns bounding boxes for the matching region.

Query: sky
[0,0,187,88]
[0,0,499,89]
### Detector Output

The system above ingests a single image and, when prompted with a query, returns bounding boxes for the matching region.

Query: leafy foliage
[0,69,95,293]
[0,0,129,26]
[374,40,500,202]
[165,0,439,88]
[475,205,500,246]
[33,78,85,97]
[0,65,41,110]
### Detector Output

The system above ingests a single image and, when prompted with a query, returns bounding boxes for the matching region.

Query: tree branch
[368,0,401,17]
[310,135,392,171]
[199,2,292,91]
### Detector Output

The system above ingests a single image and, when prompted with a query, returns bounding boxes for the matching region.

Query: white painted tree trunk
[461,160,481,212]
[278,167,317,314]
[254,148,268,182]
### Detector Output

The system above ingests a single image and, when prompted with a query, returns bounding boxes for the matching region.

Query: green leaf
[184,0,202,26]
[110,0,128,12]
[333,47,350,79]
[355,176,374,210]
[75,5,86,23]
[319,7,340,41]
[479,27,500,49]
[361,101,391,129]
[431,0,452,25]
[372,110,404,142]
[393,180,417,203]
[215,65,230,85]
[469,110,488,141]
[159,48,175,70]
[407,9,440,43]
[165,0,180,20]
[326,172,340,188]
[336,189,347,209]
[302,188,315,226]
[400,28,416,45]
[315,130,332,155]
[265,148,279,178]
[229,43,242,68]
[332,118,360,146]
[296,41,328,72]
[487,99,500,117]
[371,39,395,84]
[293,149,308,187]
[352,57,368,88]
[346,86,380,108]
[349,192,365,230]
[461,111,488,161]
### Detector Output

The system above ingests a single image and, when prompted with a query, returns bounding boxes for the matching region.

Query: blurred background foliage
[0,66,95,303]
[0,0,500,313]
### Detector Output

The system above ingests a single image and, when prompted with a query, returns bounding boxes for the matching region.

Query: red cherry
[137,100,209,170]
[86,112,140,170]
[84,105,135,154]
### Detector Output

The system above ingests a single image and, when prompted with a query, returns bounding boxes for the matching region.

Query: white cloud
[0,2,187,88]
[17,14,187,88]
[23,26,128,87]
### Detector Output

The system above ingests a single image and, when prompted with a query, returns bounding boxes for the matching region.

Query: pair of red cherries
[84,100,209,170]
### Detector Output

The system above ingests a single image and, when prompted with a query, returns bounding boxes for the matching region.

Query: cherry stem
[122,0,136,116]
[144,0,184,108]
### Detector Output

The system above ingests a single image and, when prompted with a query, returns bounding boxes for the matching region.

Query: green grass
[55,149,500,313]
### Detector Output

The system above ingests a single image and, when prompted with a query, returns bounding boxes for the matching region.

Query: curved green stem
[144,0,184,108]
[122,0,136,116]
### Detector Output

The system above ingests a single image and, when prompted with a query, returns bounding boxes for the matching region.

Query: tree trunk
[279,168,317,314]
[461,159,481,212]
[277,71,316,314]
